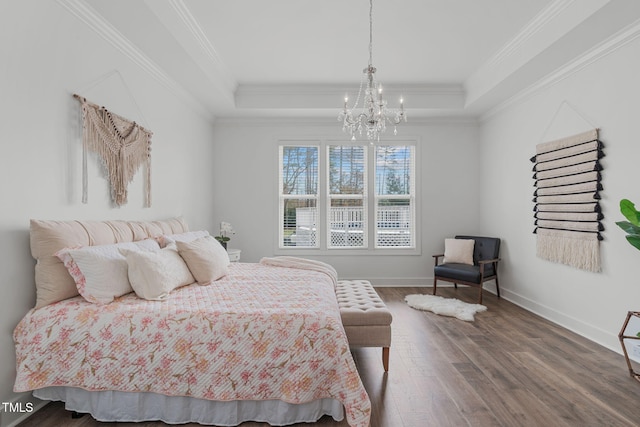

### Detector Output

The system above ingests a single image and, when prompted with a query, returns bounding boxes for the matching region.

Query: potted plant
[616,199,640,379]
[616,199,640,251]
[214,221,235,250]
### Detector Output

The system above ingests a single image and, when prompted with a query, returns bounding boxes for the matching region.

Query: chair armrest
[478,258,500,265]
[478,258,500,275]
[433,254,444,266]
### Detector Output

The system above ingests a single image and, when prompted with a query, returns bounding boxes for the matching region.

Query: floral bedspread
[14,262,370,427]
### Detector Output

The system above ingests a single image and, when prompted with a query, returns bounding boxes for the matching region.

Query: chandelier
[338,0,406,142]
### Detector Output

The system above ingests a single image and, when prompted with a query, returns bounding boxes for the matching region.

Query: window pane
[329,199,365,248]
[376,146,413,195]
[376,199,413,247]
[329,146,365,195]
[281,146,318,195]
[282,199,317,247]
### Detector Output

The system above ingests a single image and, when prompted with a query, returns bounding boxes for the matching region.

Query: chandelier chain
[338,0,406,143]
[368,0,373,67]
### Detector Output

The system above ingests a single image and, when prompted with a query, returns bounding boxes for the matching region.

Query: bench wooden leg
[382,347,390,372]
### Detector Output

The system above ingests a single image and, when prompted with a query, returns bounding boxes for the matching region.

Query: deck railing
[287,206,411,247]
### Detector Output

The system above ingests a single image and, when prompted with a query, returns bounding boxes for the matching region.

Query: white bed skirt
[33,387,345,426]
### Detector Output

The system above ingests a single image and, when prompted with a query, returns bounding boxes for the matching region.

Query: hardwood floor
[18,286,640,427]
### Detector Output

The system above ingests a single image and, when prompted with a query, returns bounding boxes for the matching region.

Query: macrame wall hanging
[530,129,604,272]
[74,94,152,207]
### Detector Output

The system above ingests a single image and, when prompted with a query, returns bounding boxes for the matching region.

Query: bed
[13,218,370,426]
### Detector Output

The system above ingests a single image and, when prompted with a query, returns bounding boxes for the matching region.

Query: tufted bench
[336,280,392,372]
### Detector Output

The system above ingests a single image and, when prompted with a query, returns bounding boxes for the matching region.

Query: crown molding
[145,0,236,101]
[56,0,213,120]
[213,114,478,127]
[466,0,610,108]
[485,0,576,69]
[481,17,640,122]
[235,83,465,110]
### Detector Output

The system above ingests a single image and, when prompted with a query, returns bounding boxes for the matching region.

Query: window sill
[274,247,421,256]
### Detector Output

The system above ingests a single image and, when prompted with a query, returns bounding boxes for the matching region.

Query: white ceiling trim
[144,0,237,103]
[484,0,575,69]
[234,83,465,111]
[465,0,610,109]
[213,115,478,127]
[56,0,214,120]
[481,17,640,122]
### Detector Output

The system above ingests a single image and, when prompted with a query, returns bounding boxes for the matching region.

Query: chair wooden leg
[454,283,458,289]
[432,277,437,295]
[478,286,483,304]
[382,347,390,372]
[495,275,501,299]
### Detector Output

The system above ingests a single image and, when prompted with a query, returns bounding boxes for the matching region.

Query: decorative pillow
[56,239,160,304]
[176,236,230,285]
[443,238,475,265]
[30,217,189,308]
[158,230,210,248]
[121,244,195,300]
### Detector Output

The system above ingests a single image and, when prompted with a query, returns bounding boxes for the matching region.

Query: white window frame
[277,138,420,255]
[373,145,416,249]
[278,143,320,249]
[327,144,368,249]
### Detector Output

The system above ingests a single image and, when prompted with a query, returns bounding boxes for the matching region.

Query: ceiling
[73,0,640,121]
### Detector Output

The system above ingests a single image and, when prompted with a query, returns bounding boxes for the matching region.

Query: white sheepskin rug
[404,294,487,322]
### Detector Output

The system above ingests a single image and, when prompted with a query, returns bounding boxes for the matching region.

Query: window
[375,146,415,248]
[328,145,367,248]
[279,145,319,247]
[279,140,416,252]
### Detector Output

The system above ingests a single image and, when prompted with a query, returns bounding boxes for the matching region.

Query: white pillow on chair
[443,238,475,265]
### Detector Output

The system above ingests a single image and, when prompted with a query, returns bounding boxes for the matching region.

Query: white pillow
[121,244,195,300]
[443,238,475,265]
[176,236,230,285]
[158,230,210,248]
[56,239,160,304]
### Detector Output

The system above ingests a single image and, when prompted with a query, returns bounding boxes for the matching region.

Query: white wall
[479,34,640,353]
[0,1,216,421]
[210,119,482,284]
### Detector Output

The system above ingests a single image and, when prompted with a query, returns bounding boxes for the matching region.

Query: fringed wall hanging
[530,129,604,272]
[74,94,152,207]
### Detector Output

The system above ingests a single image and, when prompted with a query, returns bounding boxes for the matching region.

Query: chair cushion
[435,262,496,284]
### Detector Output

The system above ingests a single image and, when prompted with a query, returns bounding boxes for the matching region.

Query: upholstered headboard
[30,217,189,308]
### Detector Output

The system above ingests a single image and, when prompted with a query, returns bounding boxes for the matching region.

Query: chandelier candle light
[339,0,406,142]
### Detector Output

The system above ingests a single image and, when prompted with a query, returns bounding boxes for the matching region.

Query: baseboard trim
[499,288,621,356]
[0,393,46,427]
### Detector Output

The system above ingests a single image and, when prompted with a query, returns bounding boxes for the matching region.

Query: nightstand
[227,248,241,262]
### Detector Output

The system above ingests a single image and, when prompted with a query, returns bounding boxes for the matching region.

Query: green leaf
[616,221,640,235]
[620,199,640,226]
[627,235,640,251]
